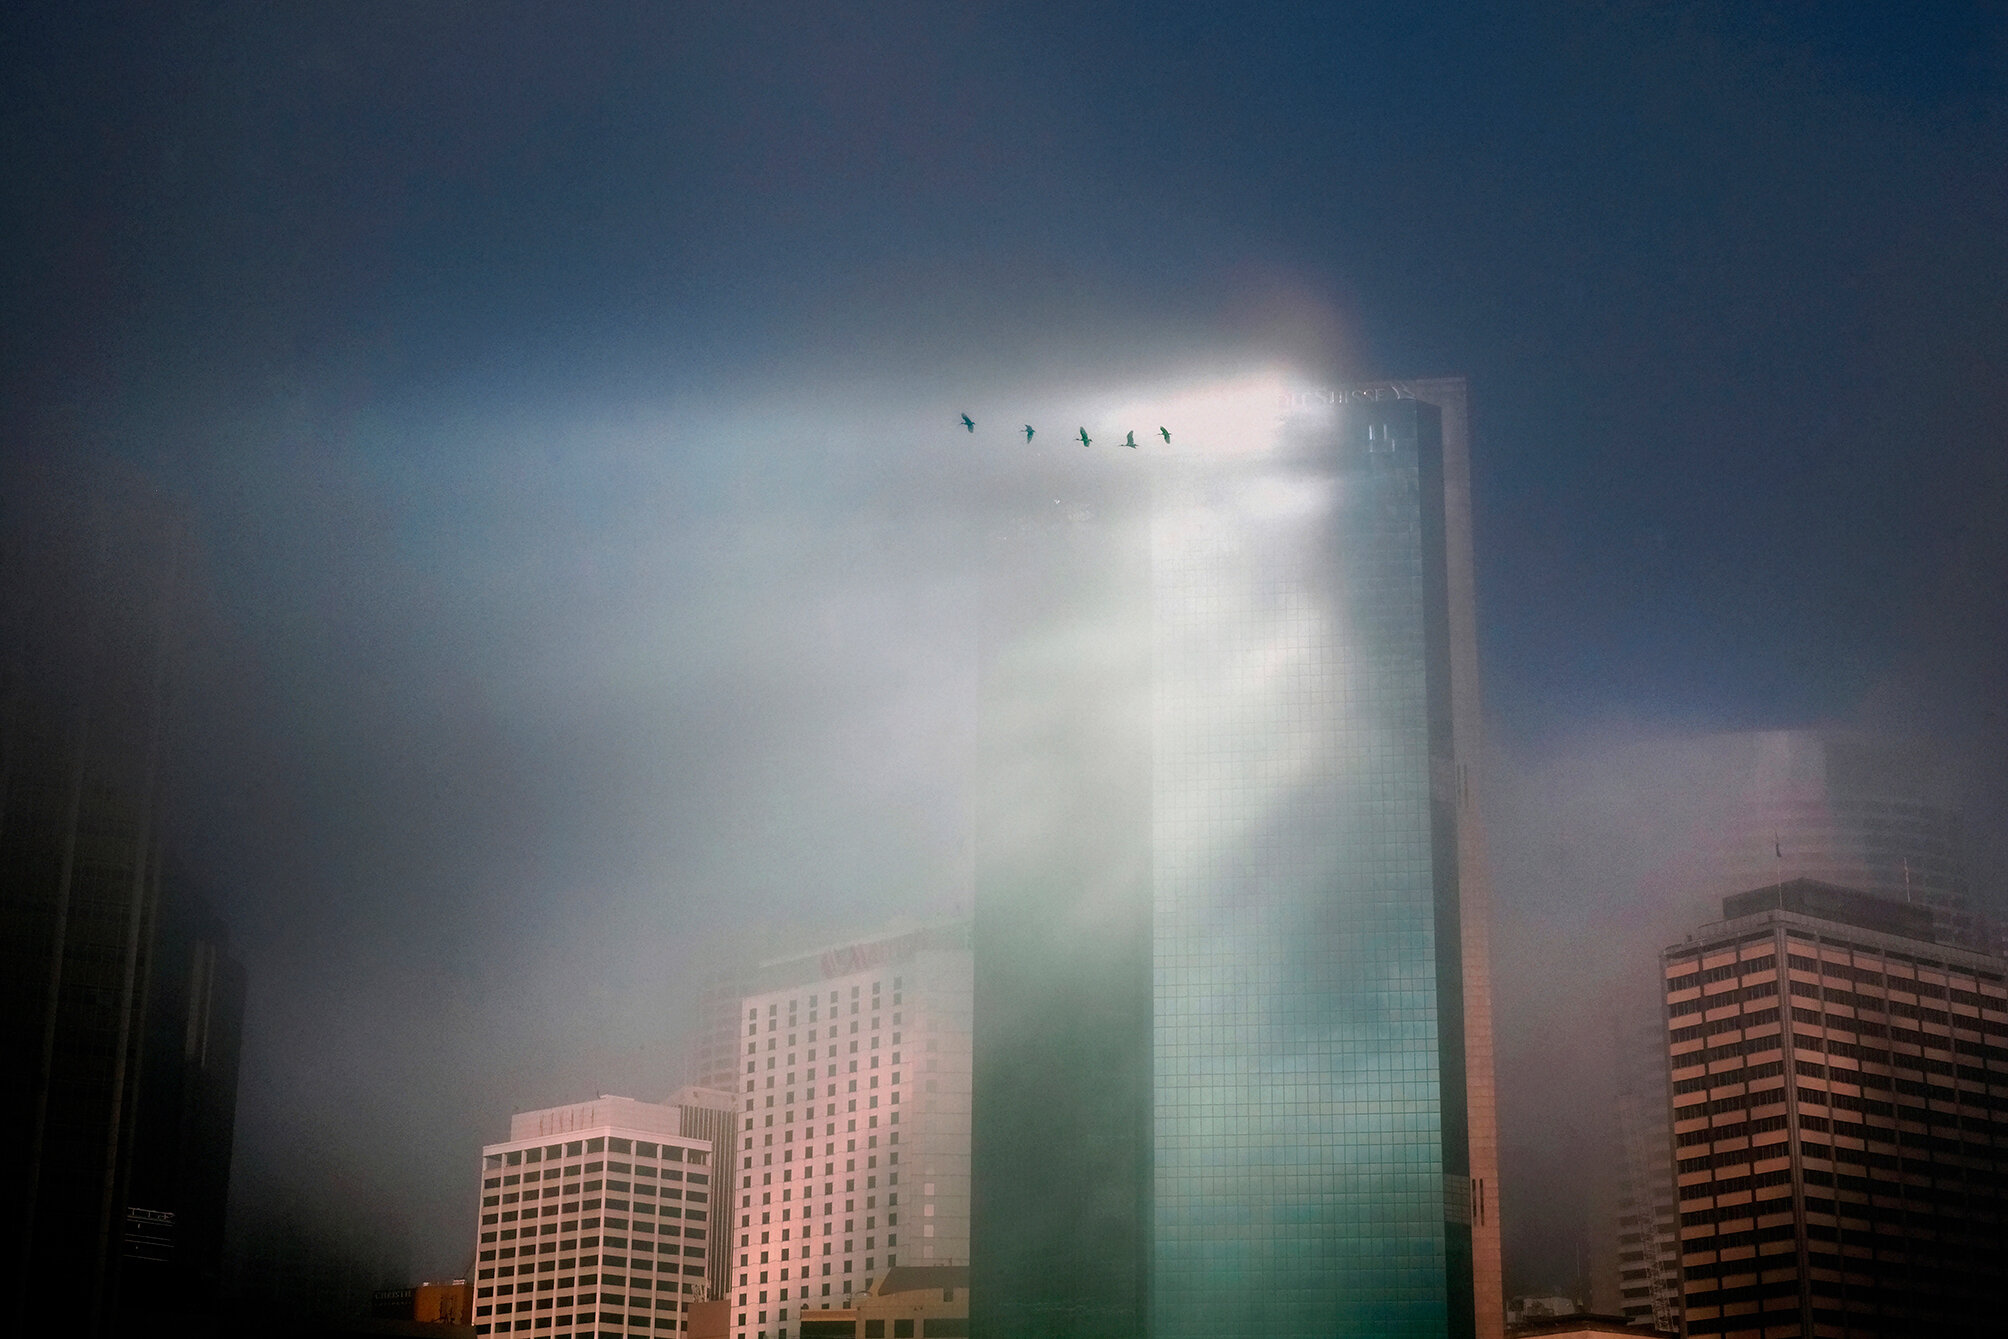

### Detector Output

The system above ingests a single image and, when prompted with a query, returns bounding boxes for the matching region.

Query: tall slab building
[973,377,1501,1338]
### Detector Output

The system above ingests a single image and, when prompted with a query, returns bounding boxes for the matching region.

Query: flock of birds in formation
[959,413,1170,449]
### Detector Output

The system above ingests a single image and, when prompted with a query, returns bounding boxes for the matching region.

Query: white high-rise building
[727,919,971,1339]
[474,1096,717,1337]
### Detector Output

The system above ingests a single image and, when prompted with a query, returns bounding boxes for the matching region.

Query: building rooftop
[1720,876,1935,941]
[505,1094,689,1141]
[870,1265,969,1297]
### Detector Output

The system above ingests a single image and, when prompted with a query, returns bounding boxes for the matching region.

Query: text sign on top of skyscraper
[972,375,1502,1339]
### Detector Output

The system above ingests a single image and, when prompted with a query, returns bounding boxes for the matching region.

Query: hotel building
[728,920,971,1339]
[474,1096,715,1337]
[1661,878,2008,1335]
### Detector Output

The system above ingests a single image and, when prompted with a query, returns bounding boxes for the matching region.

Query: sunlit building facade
[973,378,1502,1338]
[729,921,972,1339]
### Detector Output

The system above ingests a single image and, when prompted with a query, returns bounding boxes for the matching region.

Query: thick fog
[6,0,2005,1304]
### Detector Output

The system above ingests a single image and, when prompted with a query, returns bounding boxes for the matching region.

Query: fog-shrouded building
[474,1096,716,1338]
[1706,729,1998,955]
[972,377,1502,1339]
[1591,727,2001,1334]
[117,870,247,1320]
[1661,879,2008,1337]
[1588,1010,1681,1334]
[728,920,972,1339]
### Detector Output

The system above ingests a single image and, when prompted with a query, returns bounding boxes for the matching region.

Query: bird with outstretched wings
[1023,425,1035,442]
[1077,427,1092,447]
[1159,426,1171,443]
[1124,430,1137,448]
[960,413,975,432]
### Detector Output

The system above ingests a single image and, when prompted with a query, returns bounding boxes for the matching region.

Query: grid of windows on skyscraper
[1147,397,1471,1338]
[1663,891,2008,1337]
[473,1134,712,1336]
[734,940,972,1339]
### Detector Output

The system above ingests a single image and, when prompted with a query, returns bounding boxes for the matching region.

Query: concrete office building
[1591,728,1999,1333]
[972,377,1502,1338]
[1661,879,2008,1336]
[728,920,972,1339]
[474,1096,716,1337]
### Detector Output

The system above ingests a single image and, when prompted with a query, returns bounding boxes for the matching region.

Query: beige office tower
[726,920,971,1339]
[474,1096,716,1337]
[1414,377,1506,1339]
[1583,726,1998,1337]
[1661,880,2008,1335]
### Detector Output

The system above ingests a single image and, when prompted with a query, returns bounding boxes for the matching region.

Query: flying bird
[1024,424,1035,442]
[960,413,975,432]
[1077,427,1092,448]
[1159,426,1171,443]
[1124,430,1137,448]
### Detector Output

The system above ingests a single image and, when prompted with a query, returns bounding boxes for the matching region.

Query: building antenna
[1903,856,1913,906]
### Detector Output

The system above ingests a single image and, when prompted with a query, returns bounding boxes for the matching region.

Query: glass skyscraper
[972,378,1501,1339]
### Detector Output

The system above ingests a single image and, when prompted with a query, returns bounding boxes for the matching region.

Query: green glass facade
[973,390,1478,1339]
[1150,397,1469,1337]
[971,470,1155,1339]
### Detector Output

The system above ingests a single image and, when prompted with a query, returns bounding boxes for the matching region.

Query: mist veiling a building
[734,921,973,1339]
[972,378,1502,1339]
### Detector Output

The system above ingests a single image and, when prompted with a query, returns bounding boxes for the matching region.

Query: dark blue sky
[7,0,2005,1294]
[13,2,2002,735]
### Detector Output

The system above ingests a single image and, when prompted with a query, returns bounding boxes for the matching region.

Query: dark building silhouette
[1660,878,2008,1336]
[119,866,247,1320]
[1,478,244,1335]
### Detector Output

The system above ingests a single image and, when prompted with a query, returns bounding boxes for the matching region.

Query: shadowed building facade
[972,378,1501,1338]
